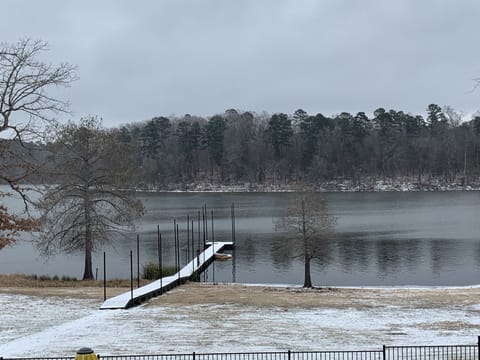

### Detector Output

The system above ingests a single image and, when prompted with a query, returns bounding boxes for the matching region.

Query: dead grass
[0,273,150,287]
[146,282,480,310]
[0,273,150,299]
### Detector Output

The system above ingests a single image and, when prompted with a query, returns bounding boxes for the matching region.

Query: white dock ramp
[100,241,233,310]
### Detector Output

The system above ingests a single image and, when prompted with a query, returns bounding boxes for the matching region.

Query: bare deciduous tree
[36,117,144,279]
[0,38,76,248]
[275,187,336,288]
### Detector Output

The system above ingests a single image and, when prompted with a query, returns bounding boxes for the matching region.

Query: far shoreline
[136,178,480,193]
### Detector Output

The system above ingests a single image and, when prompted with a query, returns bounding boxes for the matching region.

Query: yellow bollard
[75,347,98,360]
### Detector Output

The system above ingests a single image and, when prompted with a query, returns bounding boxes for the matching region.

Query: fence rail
[100,352,385,360]
[2,339,479,360]
[384,344,478,360]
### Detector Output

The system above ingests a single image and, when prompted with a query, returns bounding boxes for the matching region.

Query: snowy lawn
[1,285,479,357]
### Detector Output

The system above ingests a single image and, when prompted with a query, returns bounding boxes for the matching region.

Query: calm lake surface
[1,191,480,286]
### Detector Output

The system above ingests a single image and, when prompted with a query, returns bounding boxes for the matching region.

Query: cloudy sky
[2,0,480,127]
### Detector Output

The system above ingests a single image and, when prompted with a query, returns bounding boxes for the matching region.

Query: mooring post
[188,220,195,275]
[136,234,140,288]
[205,204,209,242]
[191,218,194,257]
[231,203,236,283]
[187,215,190,262]
[103,251,106,301]
[211,210,215,243]
[174,219,177,273]
[211,209,215,283]
[158,225,163,294]
[191,219,195,272]
[202,209,206,282]
[130,250,133,300]
[202,205,206,248]
[197,211,201,252]
[232,203,236,243]
[177,223,180,282]
[231,203,235,242]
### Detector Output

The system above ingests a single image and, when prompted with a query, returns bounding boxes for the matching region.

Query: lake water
[1,190,480,286]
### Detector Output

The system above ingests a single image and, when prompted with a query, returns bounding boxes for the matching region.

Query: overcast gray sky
[2,0,480,127]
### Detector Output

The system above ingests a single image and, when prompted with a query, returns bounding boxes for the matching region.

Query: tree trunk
[83,191,94,280]
[417,159,422,186]
[303,254,312,288]
[83,237,94,280]
[301,199,312,288]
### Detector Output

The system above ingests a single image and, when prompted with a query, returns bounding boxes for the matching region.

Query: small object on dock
[214,253,232,261]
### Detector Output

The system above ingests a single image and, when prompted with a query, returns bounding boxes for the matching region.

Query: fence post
[103,252,107,301]
[288,350,291,360]
[383,345,386,360]
[193,351,196,360]
[477,336,480,360]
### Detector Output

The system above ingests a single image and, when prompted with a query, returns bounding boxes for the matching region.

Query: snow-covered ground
[1,287,480,358]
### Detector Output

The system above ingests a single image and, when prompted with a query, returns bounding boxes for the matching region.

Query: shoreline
[13,178,480,193]
[137,178,480,193]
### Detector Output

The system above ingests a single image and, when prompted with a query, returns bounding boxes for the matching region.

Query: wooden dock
[100,241,234,310]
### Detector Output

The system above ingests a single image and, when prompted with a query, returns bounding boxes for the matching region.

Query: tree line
[113,105,480,189]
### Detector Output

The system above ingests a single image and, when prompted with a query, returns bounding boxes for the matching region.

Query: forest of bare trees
[109,105,480,190]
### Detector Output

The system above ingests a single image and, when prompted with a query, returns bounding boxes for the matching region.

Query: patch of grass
[39,275,51,281]
[142,262,177,280]
[0,273,150,288]
[61,275,77,281]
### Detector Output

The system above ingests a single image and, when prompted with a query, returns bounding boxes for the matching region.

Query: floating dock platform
[100,241,234,310]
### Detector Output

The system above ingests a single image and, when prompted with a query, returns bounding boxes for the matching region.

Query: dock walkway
[100,241,233,310]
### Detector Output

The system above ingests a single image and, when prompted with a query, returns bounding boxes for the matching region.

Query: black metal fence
[2,340,479,360]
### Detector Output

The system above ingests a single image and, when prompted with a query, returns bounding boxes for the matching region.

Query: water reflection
[335,234,373,272]
[429,239,461,275]
[270,236,295,268]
